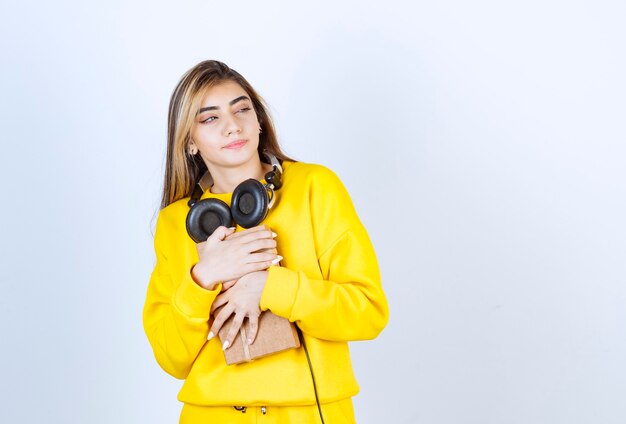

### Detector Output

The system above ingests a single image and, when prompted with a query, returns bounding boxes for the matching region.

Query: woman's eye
[237,107,251,114]
[201,116,217,124]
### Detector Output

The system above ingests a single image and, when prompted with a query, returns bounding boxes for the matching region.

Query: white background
[1,1,625,423]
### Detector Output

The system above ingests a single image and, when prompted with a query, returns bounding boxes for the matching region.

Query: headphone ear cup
[186,198,234,243]
[231,179,269,229]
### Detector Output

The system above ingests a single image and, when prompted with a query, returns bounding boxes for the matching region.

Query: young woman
[143,60,389,423]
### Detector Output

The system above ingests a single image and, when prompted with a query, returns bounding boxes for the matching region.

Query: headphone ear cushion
[186,198,233,243]
[231,179,269,229]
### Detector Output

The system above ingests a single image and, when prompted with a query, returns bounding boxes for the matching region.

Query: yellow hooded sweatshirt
[143,161,389,407]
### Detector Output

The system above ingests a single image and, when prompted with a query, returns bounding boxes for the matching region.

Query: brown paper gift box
[217,310,300,365]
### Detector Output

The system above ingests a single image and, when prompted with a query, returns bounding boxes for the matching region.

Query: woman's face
[190,80,261,171]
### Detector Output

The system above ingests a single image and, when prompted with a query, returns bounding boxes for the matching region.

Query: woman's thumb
[210,226,236,242]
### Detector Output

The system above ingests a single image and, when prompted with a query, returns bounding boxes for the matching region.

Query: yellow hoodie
[143,161,389,406]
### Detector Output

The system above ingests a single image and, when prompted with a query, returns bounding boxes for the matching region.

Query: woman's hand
[209,271,269,349]
[191,225,279,290]
[219,245,278,292]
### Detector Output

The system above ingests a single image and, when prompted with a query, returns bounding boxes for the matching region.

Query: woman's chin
[215,150,259,169]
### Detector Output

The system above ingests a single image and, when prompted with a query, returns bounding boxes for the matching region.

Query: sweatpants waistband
[180,398,356,423]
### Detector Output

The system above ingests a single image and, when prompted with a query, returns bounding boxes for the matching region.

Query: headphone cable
[298,329,325,424]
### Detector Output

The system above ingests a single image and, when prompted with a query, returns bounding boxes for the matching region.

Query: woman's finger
[247,313,260,345]
[209,304,235,339]
[223,312,245,350]
[243,238,277,254]
[211,293,229,314]
[225,224,270,240]
[243,260,276,274]
[232,229,276,246]
[245,251,281,264]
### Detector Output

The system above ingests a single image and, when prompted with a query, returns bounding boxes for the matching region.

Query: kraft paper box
[217,310,300,365]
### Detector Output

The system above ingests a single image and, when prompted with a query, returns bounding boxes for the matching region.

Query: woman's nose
[223,115,242,136]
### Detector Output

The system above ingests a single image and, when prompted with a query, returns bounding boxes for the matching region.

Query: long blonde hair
[161,60,294,209]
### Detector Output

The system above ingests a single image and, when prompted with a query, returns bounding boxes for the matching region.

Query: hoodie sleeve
[142,211,221,379]
[260,167,389,341]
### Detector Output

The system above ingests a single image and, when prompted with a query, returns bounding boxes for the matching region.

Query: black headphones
[185,152,283,243]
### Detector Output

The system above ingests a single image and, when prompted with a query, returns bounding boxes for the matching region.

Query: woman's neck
[208,158,272,194]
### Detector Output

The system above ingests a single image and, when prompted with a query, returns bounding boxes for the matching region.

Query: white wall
[1,1,625,423]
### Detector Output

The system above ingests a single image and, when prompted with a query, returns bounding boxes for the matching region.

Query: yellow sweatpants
[180,398,356,423]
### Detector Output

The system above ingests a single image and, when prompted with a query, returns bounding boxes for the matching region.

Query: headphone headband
[265,151,283,174]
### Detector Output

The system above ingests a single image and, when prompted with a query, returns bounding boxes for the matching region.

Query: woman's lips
[223,139,247,149]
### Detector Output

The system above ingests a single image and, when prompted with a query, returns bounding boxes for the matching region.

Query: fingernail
[207,331,214,340]
[228,227,236,230]
[247,338,253,345]
[272,255,283,265]
[222,340,230,350]
[271,232,277,238]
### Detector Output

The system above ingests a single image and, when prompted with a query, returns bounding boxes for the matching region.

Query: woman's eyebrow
[198,95,250,114]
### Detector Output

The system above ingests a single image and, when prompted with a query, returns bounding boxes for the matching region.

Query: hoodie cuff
[260,266,299,320]
[173,268,221,319]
